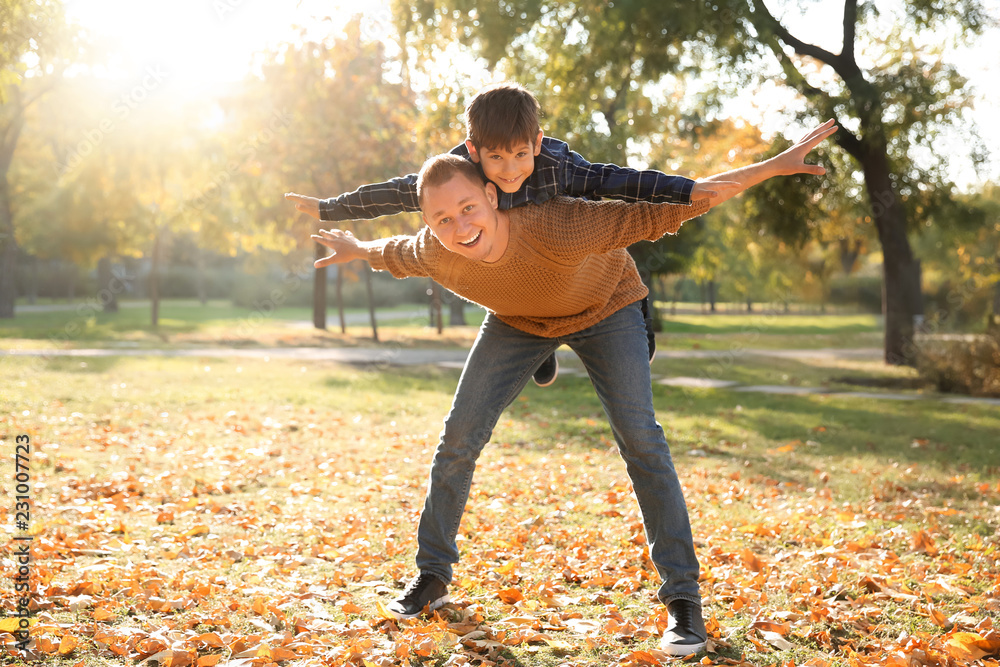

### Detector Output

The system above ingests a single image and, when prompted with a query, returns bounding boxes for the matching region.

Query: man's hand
[285,192,322,220]
[769,118,838,176]
[312,229,365,268]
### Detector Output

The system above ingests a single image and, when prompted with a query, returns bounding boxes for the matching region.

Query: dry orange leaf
[926,604,949,628]
[58,634,79,655]
[751,618,791,636]
[375,600,399,620]
[497,588,525,604]
[181,525,210,538]
[909,529,938,556]
[946,633,989,662]
[192,632,226,648]
[739,548,766,573]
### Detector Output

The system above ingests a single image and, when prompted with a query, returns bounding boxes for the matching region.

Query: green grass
[0,299,474,348]
[2,298,882,351]
[2,354,997,666]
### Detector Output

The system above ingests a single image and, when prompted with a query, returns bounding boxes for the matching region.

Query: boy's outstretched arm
[697,119,837,208]
[286,174,423,222]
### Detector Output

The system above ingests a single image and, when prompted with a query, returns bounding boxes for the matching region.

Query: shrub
[827,276,883,313]
[915,334,1000,397]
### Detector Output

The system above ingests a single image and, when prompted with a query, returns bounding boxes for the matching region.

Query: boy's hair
[417,154,486,209]
[464,82,541,153]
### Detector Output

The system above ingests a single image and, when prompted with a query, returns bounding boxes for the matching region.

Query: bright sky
[62,0,395,86]
[62,0,999,187]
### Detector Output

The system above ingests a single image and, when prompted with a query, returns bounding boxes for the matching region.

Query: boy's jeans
[414,301,701,605]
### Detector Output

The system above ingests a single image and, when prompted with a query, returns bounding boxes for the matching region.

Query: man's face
[421,173,506,262]
[466,129,543,193]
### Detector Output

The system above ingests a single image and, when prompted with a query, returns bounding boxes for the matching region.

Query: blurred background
[1,0,998,370]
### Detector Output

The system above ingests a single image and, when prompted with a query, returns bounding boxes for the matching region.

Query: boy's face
[421,173,507,263]
[466,129,543,194]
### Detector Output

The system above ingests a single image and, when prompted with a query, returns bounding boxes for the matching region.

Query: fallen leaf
[497,588,524,604]
[759,629,794,651]
[946,633,989,662]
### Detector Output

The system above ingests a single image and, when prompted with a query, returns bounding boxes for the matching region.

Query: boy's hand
[691,180,742,202]
[312,229,364,268]
[770,118,838,176]
[285,192,322,220]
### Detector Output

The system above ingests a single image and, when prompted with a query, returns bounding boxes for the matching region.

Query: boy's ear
[465,139,480,163]
[532,129,543,156]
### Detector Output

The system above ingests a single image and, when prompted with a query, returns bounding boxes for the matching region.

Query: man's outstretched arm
[311,229,370,267]
[312,228,433,279]
[697,119,838,207]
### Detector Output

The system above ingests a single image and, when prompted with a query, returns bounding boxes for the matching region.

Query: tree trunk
[839,238,862,275]
[430,280,443,333]
[365,265,379,342]
[66,263,77,301]
[196,249,207,305]
[335,265,346,334]
[27,255,37,304]
[98,255,119,313]
[708,280,717,313]
[313,243,326,331]
[150,232,161,327]
[988,256,1000,341]
[448,292,467,326]
[0,177,16,318]
[861,152,922,365]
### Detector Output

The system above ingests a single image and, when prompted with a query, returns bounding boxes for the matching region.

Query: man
[310,119,836,656]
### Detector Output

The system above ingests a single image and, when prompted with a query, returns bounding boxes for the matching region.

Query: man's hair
[417,154,486,209]
[464,82,541,153]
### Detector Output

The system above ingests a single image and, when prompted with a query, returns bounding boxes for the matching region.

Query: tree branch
[752,1,861,81]
[842,0,858,64]
[766,38,864,159]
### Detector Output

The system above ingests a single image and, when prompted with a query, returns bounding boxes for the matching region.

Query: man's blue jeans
[414,301,701,605]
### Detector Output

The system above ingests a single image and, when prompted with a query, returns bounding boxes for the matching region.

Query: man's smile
[459,231,482,247]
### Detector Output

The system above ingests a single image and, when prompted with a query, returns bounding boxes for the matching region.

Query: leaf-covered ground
[2,354,998,666]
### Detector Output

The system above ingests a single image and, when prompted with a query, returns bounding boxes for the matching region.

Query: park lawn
[0,300,478,350]
[656,312,884,351]
[2,355,998,666]
[1,299,885,353]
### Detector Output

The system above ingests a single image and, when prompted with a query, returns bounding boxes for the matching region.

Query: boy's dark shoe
[532,353,559,387]
[640,296,657,362]
[387,572,450,619]
[659,599,707,656]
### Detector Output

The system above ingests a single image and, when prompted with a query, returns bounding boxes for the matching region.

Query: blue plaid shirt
[318,137,695,221]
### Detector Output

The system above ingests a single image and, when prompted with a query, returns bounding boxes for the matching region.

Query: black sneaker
[641,296,657,363]
[387,572,450,619]
[532,353,559,387]
[659,599,707,656]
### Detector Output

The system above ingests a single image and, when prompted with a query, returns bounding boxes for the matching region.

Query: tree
[393,0,992,364]
[237,19,423,338]
[0,0,72,317]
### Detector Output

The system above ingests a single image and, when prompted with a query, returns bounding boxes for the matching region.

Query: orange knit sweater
[366,196,711,337]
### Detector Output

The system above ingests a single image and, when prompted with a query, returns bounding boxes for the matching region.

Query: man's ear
[465,139,480,163]
[485,182,499,209]
[532,129,543,156]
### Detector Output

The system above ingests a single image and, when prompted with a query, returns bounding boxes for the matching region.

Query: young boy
[285,82,723,386]
[309,120,837,656]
